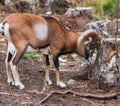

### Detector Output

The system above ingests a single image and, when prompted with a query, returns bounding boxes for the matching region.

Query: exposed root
[40,90,118,104]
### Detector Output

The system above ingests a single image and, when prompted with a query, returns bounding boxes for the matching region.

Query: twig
[28,89,45,95]
[40,90,118,104]
[0,91,28,97]
[0,51,6,54]
[82,98,97,106]
[21,101,33,105]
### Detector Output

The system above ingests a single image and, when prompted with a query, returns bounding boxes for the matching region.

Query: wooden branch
[40,92,53,104]
[102,38,120,42]
[40,90,118,104]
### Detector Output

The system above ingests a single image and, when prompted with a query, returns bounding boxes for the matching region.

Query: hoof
[7,79,15,86]
[57,81,67,89]
[47,80,53,86]
[45,79,53,86]
[15,82,25,90]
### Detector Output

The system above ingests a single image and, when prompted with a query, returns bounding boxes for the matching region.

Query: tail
[77,29,99,57]
[0,23,4,35]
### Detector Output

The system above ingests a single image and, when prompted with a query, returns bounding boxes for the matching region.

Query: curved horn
[77,29,98,57]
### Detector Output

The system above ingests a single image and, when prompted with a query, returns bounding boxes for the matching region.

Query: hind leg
[5,52,14,85]
[8,42,28,89]
[10,47,28,89]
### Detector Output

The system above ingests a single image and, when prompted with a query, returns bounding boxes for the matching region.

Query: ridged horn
[77,29,98,57]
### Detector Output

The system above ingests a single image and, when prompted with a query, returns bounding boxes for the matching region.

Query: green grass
[103,0,116,16]
[22,53,39,60]
[73,0,119,19]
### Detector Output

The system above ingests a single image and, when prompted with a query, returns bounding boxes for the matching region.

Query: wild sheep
[0,13,98,89]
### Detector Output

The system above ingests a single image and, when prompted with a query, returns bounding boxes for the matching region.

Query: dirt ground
[1,40,120,106]
[0,14,120,106]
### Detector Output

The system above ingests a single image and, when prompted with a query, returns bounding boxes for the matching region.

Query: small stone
[67,79,77,85]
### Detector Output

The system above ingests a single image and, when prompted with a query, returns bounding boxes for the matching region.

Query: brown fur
[0,34,2,39]
[3,13,80,55]
[2,13,98,89]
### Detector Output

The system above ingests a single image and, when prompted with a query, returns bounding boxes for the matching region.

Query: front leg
[53,53,67,88]
[43,54,53,86]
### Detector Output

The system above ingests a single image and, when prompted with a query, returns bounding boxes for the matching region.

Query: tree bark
[94,38,120,91]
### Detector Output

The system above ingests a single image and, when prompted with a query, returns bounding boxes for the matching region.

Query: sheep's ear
[84,37,92,45]
[89,37,92,42]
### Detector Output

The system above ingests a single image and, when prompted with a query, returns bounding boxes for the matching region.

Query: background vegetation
[73,0,120,19]
[0,0,119,19]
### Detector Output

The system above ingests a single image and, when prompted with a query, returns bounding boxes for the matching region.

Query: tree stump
[94,38,120,91]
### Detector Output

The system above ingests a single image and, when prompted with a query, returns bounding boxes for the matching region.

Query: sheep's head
[77,29,99,66]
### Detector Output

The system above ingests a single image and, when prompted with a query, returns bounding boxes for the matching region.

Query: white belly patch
[34,21,48,41]
[26,46,38,53]
[8,41,16,55]
[26,46,49,55]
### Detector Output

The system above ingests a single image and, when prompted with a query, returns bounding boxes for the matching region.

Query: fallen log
[65,7,92,17]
